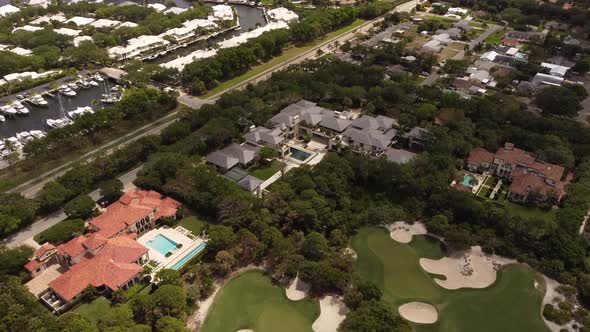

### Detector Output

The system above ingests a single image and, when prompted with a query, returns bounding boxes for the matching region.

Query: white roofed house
[341,115,397,155]
[9,47,33,56]
[27,0,50,8]
[164,7,188,15]
[267,7,299,23]
[108,35,170,61]
[54,28,81,37]
[30,14,67,25]
[210,5,234,21]
[541,62,570,78]
[148,3,167,12]
[0,4,19,17]
[73,36,93,46]
[422,40,442,53]
[13,25,44,33]
[90,19,123,29]
[65,16,96,26]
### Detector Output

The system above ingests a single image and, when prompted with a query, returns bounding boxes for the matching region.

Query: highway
[1,0,418,248]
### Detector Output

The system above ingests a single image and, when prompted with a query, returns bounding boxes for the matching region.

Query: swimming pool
[461,174,476,187]
[289,147,311,161]
[170,242,207,270]
[146,234,178,255]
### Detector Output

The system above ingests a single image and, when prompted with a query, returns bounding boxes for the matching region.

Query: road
[2,165,143,248]
[2,0,419,248]
[469,24,502,50]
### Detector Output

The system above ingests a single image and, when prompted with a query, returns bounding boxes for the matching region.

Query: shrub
[35,219,85,245]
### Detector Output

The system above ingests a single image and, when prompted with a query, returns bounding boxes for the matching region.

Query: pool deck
[137,226,205,272]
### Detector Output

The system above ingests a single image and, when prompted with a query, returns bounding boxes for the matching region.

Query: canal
[0,2,266,139]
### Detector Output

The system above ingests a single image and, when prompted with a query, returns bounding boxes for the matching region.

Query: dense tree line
[180,1,398,94]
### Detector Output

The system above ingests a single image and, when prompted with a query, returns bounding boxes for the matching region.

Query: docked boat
[5,137,23,150]
[16,131,33,143]
[110,85,121,93]
[13,102,29,115]
[46,118,73,129]
[0,115,5,122]
[68,106,94,119]
[88,80,99,87]
[29,130,46,139]
[58,86,76,97]
[67,83,78,90]
[30,95,48,107]
[94,73,104,82]
[77,80,90,89]
[100,94,120,104]
[0,105,17,116]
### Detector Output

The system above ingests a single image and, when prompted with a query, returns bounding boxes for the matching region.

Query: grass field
[248,160,283,180]
[174,215,208,235]
[201,270,319,332]
[73,296,111,326]
[351,227,550,332]
[203,19,366,98]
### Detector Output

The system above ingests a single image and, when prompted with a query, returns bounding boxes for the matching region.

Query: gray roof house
[341,114,398,154]
[384,148,417,164]
[237,175,264,192]
[206,143,260,172]
[245,126,285,147]
[403,127,429,150]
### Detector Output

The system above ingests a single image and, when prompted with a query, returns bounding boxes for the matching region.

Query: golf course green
[351,227,550,332]
[200,270,320,332]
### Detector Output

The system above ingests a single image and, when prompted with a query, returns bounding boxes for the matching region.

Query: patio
[137,226,203,272]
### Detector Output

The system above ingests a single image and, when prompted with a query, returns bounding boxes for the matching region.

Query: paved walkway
[2,165,141,248]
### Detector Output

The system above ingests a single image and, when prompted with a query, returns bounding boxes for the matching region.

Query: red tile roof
[530,161,565,182]
[82,233,108,250]
[89,190,181,238]
[24,258,44,272]
[48,235,147,301]
[509,168,569,200]
[57,235,87,258]
[35,243,56,259]
[467,147,494,166]
[494,145,535,165]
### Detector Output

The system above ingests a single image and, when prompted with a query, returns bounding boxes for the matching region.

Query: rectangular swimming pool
[146,234,178,255]
[170,242,207,270]
[289,147,311,161]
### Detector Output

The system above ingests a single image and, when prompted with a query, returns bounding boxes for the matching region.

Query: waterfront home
[108,35,170,60]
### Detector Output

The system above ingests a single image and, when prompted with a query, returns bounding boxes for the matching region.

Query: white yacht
[16,131,33,143]
[46,118,73,129]
[0,105,17,116]
[29,130,46,139]
[30,95,48,107]
[58,86,76,97]
[13,102,29,115]
[0,115,5,122]
[88,80,99,87]
[94,73,104,82]
[68,106,94,119]
[77,80,90,89]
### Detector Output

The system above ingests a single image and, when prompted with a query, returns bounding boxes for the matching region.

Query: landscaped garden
[351,227,549,332]
[72,296,111,327]
[247,160,284,180]
[201,270,319,332]
[174,215,209,235]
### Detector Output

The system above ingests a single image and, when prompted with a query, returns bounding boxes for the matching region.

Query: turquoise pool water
[289,147,311,161]
[146,234,178,255]
[171,242,207,270]
[462,174,476,187]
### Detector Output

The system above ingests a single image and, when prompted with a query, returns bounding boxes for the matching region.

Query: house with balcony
[244,126,288,157]
[341,115,397,155]
[24,190,182,313]
[467,143,572,204]
[268,99,353,150]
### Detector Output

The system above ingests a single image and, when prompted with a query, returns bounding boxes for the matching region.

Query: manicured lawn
[201,270,319,332]
[175,216,208,235]
[351,227,550,332]
[73,296,111,326]
[248,160,283,180]
[504,202,556,222]
[485,29,506,45]
[203,19,366,98]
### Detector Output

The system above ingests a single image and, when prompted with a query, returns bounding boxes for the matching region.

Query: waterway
[0,2,265,138]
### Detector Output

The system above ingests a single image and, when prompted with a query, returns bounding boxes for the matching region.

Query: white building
[120,21,139,28]
[0,4,19,17]
[148,3,167,12]
[27,0,51,8]
[90,19,122,29]
[73,36,93,46]
[13,25,44,33]
[209,5,233,21]
[267,7,299,23]
[480,51,498,62]
[65,16,96,26]
[10,47,33,56]
[164,7,187,15]
[161,48,218,70]
[218,21,288,49]
[108,35,170,60]
[54,28,81,37]
[541,62,570,77]
[30,14,67,25]
[447,7,468,15]
[3,70,59,83]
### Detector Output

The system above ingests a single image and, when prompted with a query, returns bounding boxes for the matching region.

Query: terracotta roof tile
[35,243,56,259]
[57,235,87,258]
[467,147,494,166]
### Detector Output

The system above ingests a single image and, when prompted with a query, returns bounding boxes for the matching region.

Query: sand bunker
[285,274,310,301]
[398,302,438,324]
[389,221,427,243]
[312,296,349,332]
[420,246,516,290]
[237,330,254,332]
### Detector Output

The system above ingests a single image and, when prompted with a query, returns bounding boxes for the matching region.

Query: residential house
[541,62,570,77]
[505,31,543,42]
[341,115,397,155]
[532,73,564,86]
[206,143,260,173]
[447,7,468,15]
[268,99,353,150]
[403,127,429,150]
[466,143,572,203]
[244,126,288,157]
[25,190,181,313]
